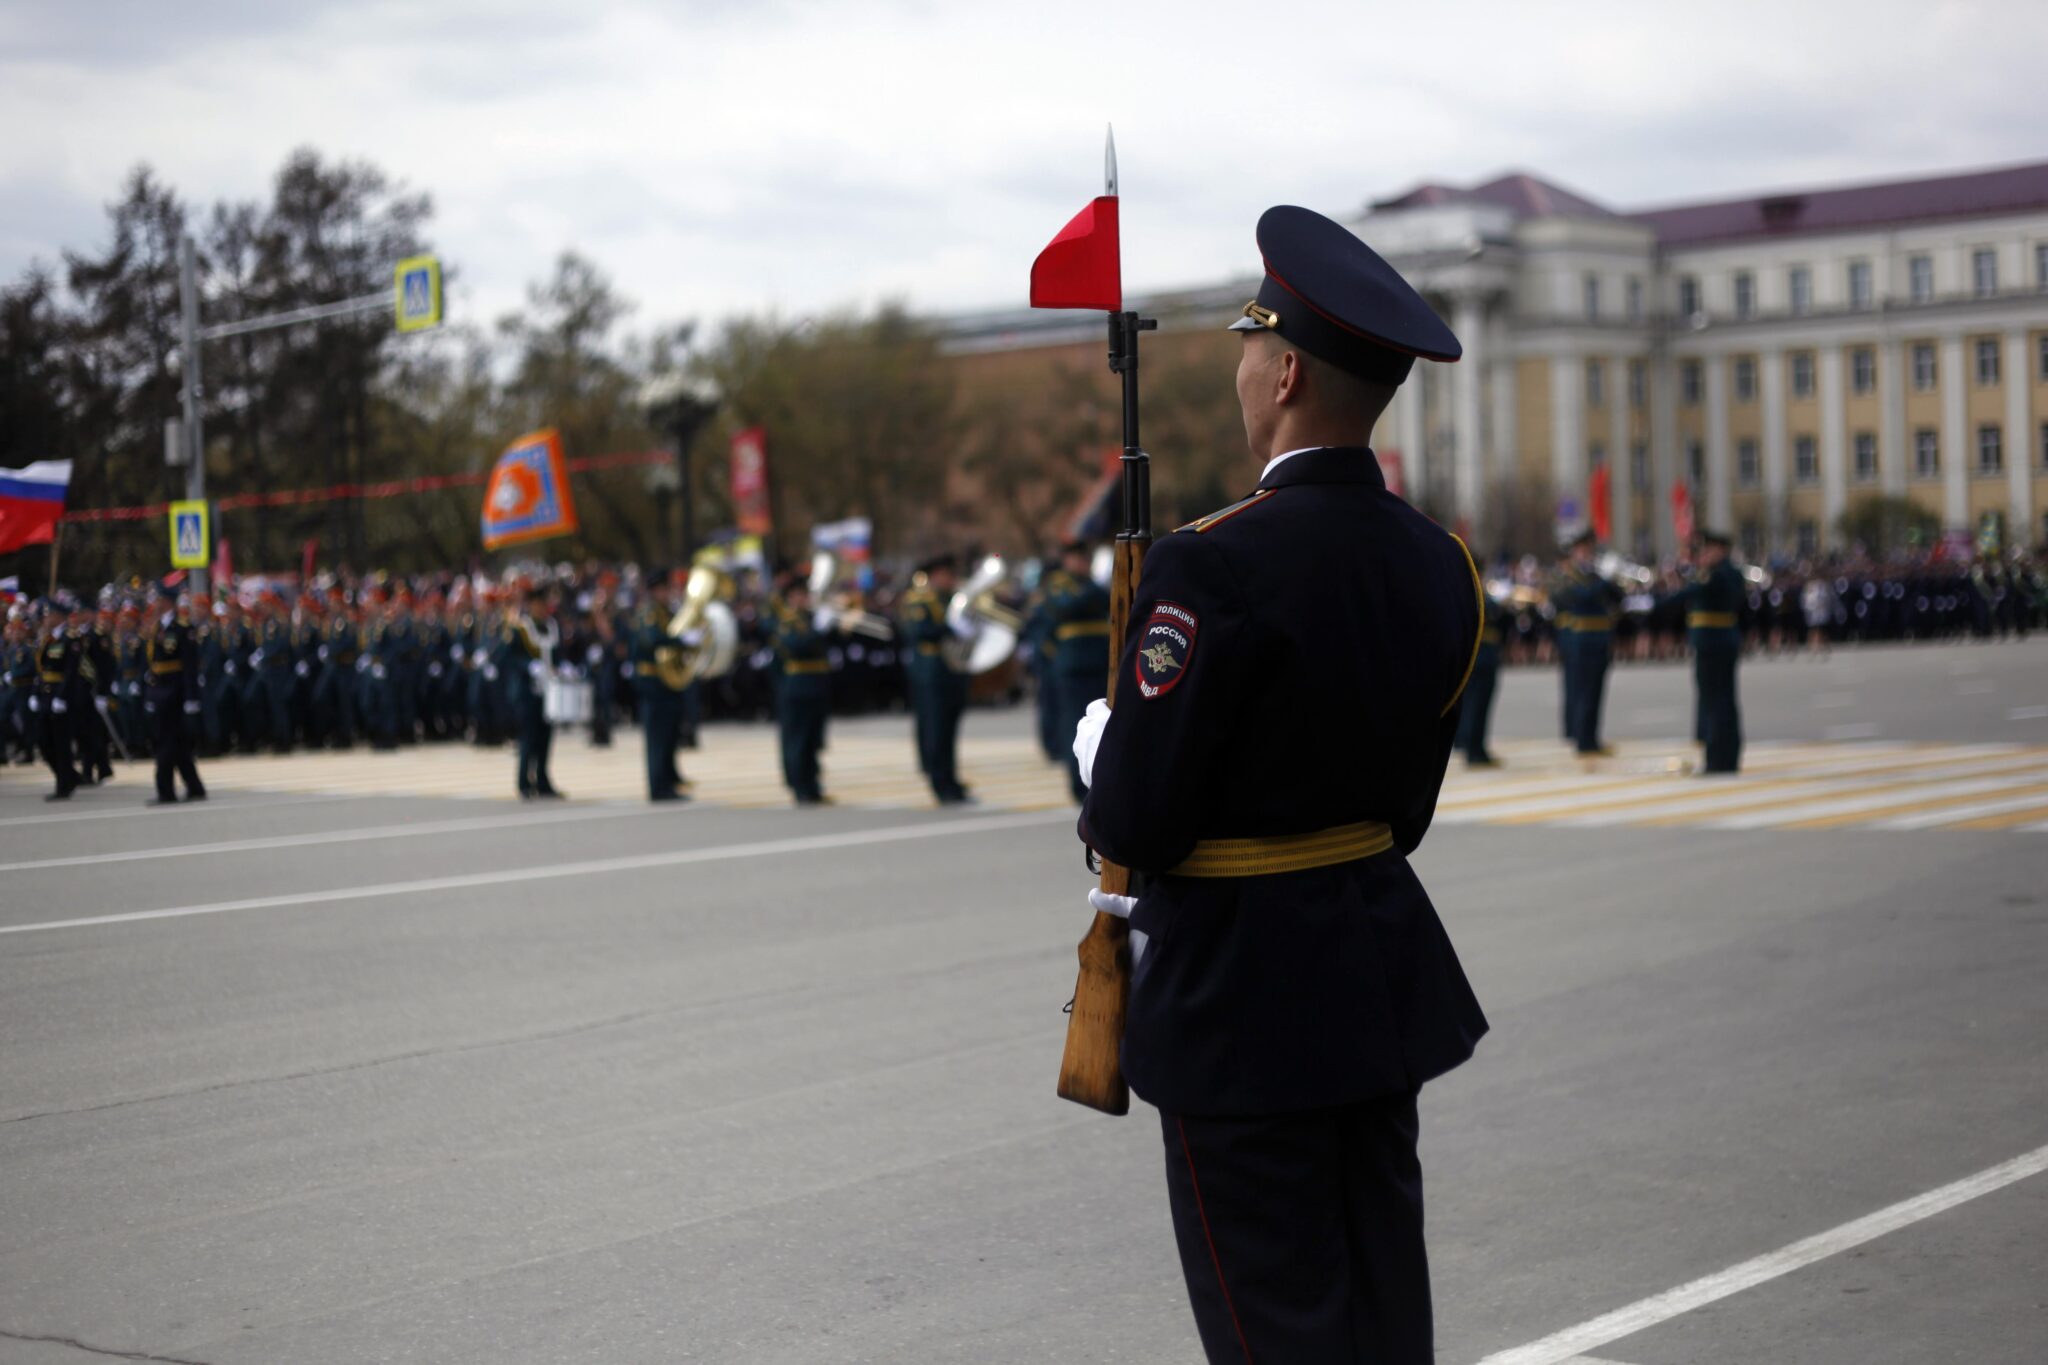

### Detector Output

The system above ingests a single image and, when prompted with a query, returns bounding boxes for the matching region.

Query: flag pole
[47,523,61,597]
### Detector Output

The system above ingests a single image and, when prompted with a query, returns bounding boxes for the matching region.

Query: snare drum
[543,676,593,725]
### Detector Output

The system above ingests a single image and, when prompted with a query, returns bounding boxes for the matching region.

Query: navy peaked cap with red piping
[1227,205,1461,384]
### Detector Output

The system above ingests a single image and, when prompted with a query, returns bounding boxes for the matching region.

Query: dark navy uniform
[1681,538,1746,774]
[629,600,690,801]
[496,605,560,799]
[1454,592,1511,766]
[1041,557,1112,802]
[1082,204,1486,1364]
[144,605,206,804]
[771,594,833,804]
[899,573,969,804]
[32,614,81,799]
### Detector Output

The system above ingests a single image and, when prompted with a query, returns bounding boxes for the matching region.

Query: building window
[2037,243,2048,290]
[1734,356,1757,402]
[1976,337,2000,386]
[1736,439,1760,487]
[1848,260,1874,310]
[2038,333,2048,382]
[1912,342,1937,390]
[1681,360,1702,405]
[1625,277,1643,322]
[1851,347,1876,394]
[1789,266,1812,316]
[1628,359,1647,409]
[1909,254,1934,303]
[1794,435,1818,483]
[1678,275,1701,317]
[1791,352,1815,398]
[1914,429,1939,479]
[1973,248,1998,298]
[1589,441,1606,472]
[1977,424,2003,475]
[1586,359,1605,407]
[1687,439,1706,487]
[1797,520,1819,556]
[1740,522,1763,559]
[1733,272,1755,318]
[1629,440,1649,490]
[1854,432,1878,482]
[2040,421,2048,470]
[1583,273,1600,321]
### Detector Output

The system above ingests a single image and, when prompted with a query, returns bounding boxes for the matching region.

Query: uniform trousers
[38,704,78,796]
[1452,646,1500,762]
[148,700,206,801]
[1563,633,1610,754]
[640,683,686,799]
[777,683,828,802]
[1161,1090,1431,1365]
[1691,631,1742,773]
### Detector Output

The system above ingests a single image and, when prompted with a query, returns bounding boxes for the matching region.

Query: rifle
[1029,129,1155,1116]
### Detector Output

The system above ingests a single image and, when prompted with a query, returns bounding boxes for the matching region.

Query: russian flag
[0,461,71,555]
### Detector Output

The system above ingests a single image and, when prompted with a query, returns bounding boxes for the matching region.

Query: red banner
[1589,463,1612,543]
[729,427,773,536]
[1671,480,1695,547]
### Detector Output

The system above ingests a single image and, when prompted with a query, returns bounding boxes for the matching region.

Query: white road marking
[1868,789,2048,830]
[1473,1141,2048,1365]
[0,808,1074,936]
[0,792,361,830]
[2009,705,2048,721]
[1703,774,2048,829]
[1823,723,1882,740]
[0,803,693,874]
[1556,754,2048,828]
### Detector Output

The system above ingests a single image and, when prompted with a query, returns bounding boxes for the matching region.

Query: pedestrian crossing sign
[169,500,210,569]
[394,255,442,333]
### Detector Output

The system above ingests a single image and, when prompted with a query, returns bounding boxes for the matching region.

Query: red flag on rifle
[1029,128,1122,312]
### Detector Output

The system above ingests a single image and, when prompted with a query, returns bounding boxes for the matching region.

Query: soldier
[387,589,422,744]
[1074,205,1485,1363]
[249,594,295,754]
[1041,540,1112,802]
[497,582,562,799]
[771,576,834,805]
[1021,564,1065,765]
[0,607,34,764]
[142,582,206,805]
[115,601,148,760]
[629,571,691,802]
[1682,530,1746,775]
[1552,529,1622,757]
[69,598,111,784]
[315,589,360,749]
[898,554,973,805]
[1454,586,1512,768]
[31,599,82,800]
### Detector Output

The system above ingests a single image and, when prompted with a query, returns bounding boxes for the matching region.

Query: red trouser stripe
[1177,1116,1256,1364]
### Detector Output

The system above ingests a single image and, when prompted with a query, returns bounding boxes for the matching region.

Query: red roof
[1630,160,2048,246]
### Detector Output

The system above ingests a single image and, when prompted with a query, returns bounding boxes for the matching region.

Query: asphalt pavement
[1,639,2044,1363]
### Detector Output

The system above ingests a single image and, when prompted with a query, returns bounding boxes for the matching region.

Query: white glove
[27,695,39,713]
[183,700,201,715]
[295,661,310,677]
[318,644,330,661]
[484,665,499,681]
[1072,698,1110,788]
[528,661,546,682]
[814,608,835,632]
[95,696,112,716]
[428,662,443,678]
[1086,889,1148,967]
[450,644,464,661]
[251,649,264,666]
[51,697,67,715]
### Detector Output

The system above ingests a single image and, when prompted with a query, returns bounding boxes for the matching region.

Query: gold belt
[150,661,184,674]
[1557,614,1614,631]
[1054,621,1111,640]
[1688,611,1738,628]
[915,643,943,656]
[1170,819,1394,878]
[782,659,830,676]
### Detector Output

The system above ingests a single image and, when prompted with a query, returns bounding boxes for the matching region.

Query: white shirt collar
[1260,446,1324,481]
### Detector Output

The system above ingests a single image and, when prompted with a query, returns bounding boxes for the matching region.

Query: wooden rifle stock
[1057,310,1155,1116]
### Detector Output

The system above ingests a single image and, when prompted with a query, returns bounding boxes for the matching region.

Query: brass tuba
[944,554,1023,675]
[661,563,740,686]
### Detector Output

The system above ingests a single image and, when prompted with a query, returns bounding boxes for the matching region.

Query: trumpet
[807,550,894,639]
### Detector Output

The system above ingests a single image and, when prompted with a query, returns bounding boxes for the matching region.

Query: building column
[2004,328,2034,547]
[1759,345,1788,552]
[1649,346,1678,558]
[1488,311,1517,516]
[1940,334,1969,530]
[1879,339,1907,497]
[1393,367,1427,503]
[1819,345,1848,547]
[1608,366,1633,552]
[1452,294,1486,533]
[1550,353,1585,534]
[1703,352,1733,532]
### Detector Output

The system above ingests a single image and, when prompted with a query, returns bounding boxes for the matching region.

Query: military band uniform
[497,608,560,799]
[1041,563,1112,802]
[144,607,206,804]
[1682,544,1746,774]
[629,605,690,801]
[1551,555,1622,755]
[899,582,969,804]
[1453,593,1511,767]
[79,623,116,781]
[771,600,833,804]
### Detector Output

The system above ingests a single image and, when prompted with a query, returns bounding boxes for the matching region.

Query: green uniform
[495,612,558,798]
[1040,567,1111,801]
[772,599,833,804]
[1551,562,1621,754]
[629,607,690,801]
[1454,595,1511,765]
[1682,561,1746,773]
[899,586,968,803]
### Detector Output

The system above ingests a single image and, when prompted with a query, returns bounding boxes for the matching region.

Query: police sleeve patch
[1134,601,1198,698]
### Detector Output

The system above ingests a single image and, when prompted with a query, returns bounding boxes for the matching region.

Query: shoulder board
[1177,488,1276,535]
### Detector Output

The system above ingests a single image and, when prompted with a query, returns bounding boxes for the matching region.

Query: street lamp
[638,372,721,564]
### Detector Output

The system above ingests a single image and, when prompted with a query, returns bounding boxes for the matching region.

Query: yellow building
[942,161,2048,558]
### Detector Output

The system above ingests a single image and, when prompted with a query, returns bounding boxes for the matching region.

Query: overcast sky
[3,0,2044,338]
